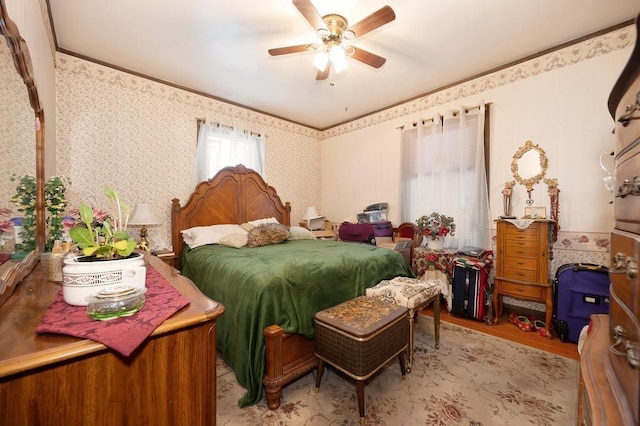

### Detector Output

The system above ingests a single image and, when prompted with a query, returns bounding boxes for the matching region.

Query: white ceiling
[48,0,639,130]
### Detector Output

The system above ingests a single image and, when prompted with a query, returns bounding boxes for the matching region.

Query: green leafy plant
[69,187,136,259]
[415,212,456,240]
[10,174,36,253]
[45,176,71,251]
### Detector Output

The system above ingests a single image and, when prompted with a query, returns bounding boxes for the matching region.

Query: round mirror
[510,141,548,189]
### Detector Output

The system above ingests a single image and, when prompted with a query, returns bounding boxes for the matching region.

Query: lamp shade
[302,206,320,220]
[129,203,160,226]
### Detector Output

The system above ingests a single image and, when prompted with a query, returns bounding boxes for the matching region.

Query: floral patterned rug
[216,317,578,425]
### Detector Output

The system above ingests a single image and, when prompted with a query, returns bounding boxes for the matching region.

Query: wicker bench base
[314,296,409,423]
[366,276,442,370]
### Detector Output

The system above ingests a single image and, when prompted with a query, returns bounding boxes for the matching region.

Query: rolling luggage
[553,263,610,343]
[450,253,493,320]
[338,221,393,245]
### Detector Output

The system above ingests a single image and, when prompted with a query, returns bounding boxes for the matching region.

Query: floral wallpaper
[55,54,321,250]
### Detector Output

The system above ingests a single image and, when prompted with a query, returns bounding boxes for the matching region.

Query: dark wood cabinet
[0,256,224,426]
[580,13,640,426]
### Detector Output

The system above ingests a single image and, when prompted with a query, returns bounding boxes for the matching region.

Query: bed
[171,164,413,409]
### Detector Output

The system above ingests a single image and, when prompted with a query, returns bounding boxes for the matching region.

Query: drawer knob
[610,252,638,280]
[609,325,640,369]
[615,175,640,198]
[617,93,640,126]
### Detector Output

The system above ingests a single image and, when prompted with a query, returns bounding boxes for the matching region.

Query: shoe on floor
[515,316,533,332]
[534,320,548,337]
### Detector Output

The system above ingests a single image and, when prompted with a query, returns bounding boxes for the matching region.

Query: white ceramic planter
[426,237,444,251]
[62,253,146,306]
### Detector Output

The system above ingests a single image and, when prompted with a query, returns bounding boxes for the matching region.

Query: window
[400,104,491,249]
[191,121,264,188]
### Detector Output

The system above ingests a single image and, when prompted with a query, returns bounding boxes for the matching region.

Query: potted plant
[415,212,456,250]
[63,187,146,306]
[69,186,136,259]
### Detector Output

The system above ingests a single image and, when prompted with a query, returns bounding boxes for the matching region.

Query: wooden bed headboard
[171,164,292,261]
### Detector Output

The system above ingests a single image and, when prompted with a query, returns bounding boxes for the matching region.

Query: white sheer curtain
[191,121,265,188]
[400,104,491,250]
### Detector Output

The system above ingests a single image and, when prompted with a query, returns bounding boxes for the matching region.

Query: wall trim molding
[321,24,635,139]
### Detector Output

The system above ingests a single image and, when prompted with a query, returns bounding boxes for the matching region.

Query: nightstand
[154,251,178,268]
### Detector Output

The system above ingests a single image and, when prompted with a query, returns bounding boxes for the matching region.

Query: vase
[62,252,146,306]
[427,237,444,251]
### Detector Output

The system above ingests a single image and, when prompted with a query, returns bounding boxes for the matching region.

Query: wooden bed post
[263,324,317,410]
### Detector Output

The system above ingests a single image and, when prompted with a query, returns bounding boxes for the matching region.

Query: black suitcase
[450,255,493,320]
[338,221,393,245]
[552,263,610,343]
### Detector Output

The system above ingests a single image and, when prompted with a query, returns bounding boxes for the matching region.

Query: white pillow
[181,224,247,249]
[248,217,280,226]
[288,226,316,240]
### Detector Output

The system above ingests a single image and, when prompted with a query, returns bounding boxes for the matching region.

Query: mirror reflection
[0,0,43,308]
[510,140,548,189]
[0,37,36,256]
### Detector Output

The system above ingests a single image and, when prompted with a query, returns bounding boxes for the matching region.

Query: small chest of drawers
[493,219,553,337]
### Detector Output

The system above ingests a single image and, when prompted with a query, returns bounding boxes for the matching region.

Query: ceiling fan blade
[348,5,395,38]
[349,46,386,68]
[293,0,327,31]
[316,62,330,80]
[268,44,312,56]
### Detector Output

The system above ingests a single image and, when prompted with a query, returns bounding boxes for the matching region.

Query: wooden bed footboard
[263,325,317,410]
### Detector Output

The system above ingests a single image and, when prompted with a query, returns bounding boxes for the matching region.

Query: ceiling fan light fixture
[313,50,329,71]
[330,46,348,73]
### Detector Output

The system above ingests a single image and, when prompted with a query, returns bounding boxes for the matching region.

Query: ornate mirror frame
[0,0,45,306]
[510,140,548,189]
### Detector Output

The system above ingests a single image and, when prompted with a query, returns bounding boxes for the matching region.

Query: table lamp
[128,203,160,249]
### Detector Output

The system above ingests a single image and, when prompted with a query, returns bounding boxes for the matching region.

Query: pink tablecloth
[36,265,190,357]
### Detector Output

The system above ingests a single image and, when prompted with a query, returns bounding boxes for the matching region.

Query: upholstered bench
[365,276,441,370]
[314,296,408,424]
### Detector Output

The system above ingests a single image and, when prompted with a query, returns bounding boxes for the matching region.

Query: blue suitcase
[553,263,610,343]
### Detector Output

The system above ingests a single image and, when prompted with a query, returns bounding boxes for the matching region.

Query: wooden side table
[155,251,178,268]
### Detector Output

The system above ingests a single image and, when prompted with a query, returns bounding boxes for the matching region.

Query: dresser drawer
[608,290,640,424]
[504,240,539,258]
[504,224,539,242]
[503,266,539,282]
[613,75,640,156]
[613,147,640,235]
[610,229,640,317]
[499,280,543,299]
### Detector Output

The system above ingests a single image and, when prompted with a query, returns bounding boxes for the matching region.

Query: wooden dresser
[579,14,640,426]
[0,256,224,426]
[493,219,553,337]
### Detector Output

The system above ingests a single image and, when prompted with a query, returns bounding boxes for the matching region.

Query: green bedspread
[180,239,414,407]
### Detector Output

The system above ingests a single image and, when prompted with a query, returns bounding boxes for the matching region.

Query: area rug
[216,317,578,425]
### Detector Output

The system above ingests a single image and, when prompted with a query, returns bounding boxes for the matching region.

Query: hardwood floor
[420,307,580,361]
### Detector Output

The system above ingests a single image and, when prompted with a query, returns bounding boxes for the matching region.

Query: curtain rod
[196,117,262,137]
[396,102,491,130]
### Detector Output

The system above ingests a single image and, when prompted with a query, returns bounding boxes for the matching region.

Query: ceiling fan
[268,0,395,80]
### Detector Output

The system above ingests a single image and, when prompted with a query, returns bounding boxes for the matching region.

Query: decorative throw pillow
[287,226,316,240]
[218,233,248,248]
[181,224,247,249]
[248,217,280,226]
[240,222,256,232]
[246,223,291,248]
